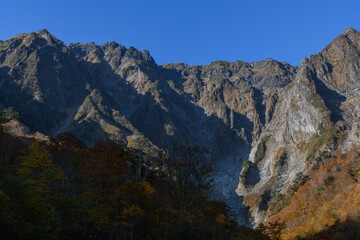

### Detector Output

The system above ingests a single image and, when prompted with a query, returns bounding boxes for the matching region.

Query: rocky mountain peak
[343,27,360,47]
[37,29,51,39]
[123,46,155,64]
[343,27,359,36]
[102,41,123,51]
[300,27,360,98]
[318,27,360,62]
[26,29,65,48]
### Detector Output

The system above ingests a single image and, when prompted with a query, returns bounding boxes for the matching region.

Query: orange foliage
[266,150,360,239]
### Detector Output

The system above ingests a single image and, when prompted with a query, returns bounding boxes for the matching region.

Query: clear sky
[1,0,360,66]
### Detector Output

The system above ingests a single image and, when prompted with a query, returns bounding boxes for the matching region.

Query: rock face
[236,27,360,225]
[1,28,360,225]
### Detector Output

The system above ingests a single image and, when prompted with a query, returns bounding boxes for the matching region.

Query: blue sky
[1,0,360,66]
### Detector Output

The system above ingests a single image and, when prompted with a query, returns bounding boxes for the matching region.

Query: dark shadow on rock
[313,77,346,123]
[253,88,266,126]
[0,45,90,133]
[239,204,253,227]
[245,162,261,187]
[231,111,254,144]
[159,66,255,145]
[258,191,270,211]
[158,66,188,91]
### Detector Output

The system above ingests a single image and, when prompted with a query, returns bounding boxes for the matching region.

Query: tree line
[0,116,275,240]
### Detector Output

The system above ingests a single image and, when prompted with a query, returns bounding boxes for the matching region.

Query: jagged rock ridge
[1,28,360,225]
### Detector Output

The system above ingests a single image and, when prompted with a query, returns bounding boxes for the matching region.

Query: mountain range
[1,27,360,230]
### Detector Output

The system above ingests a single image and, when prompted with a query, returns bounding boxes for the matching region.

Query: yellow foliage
[142,181,155,195]
[216,214,231,226]
[0,190,10,212]
[122,204,144,219]
[18,142,65,191]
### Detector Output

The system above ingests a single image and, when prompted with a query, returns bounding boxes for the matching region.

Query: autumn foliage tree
[0,132,271,240]
[256,220,286,240]
[161,144,212,211]
[18,142,65,195]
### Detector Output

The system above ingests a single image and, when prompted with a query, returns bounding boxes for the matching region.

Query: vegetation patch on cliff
[243,192,264,211]
[239,160,250,186]
[254,138,267,163]
[309,93,327,110]
[304,124,346,165]
[274,147,287,168]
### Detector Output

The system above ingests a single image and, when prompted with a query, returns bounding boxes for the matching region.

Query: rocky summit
[1,28,360,227]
